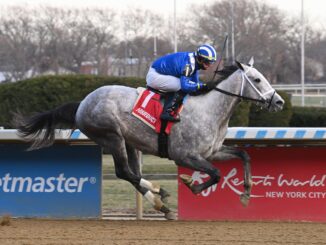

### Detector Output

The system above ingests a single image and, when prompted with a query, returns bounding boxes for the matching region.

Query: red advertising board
[178,147,326,221]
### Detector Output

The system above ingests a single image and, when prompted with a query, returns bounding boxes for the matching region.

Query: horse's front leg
[125,144,171,204]
[176,155,221,195]
[209,145,252,207]
[125,144,175,220]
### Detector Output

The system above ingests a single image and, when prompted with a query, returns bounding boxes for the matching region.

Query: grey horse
[17,58,284,220]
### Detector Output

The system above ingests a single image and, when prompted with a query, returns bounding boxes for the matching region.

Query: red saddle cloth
[132,89,181,134]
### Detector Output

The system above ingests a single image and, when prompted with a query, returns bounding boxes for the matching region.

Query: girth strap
[158,120,169,158]
[145,87,171,158]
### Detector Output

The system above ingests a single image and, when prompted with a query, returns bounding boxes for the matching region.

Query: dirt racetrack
[1,219,326,245]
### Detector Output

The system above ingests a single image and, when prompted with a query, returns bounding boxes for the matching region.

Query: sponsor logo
[192,168,326,199]
[0,173,96,193]
[136,108,157,124]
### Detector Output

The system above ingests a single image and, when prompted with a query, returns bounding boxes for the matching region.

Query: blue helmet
[195,44,217,64]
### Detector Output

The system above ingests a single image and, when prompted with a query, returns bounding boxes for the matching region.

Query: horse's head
[235,57,284,112]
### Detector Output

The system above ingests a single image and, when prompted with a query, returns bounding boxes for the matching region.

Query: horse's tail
[15,102,80,150]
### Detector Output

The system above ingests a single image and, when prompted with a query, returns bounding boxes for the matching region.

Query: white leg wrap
[144,191,156,206]
[140,178,160,193]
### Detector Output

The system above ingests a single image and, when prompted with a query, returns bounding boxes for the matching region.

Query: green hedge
[2,75,326,128]
[229,102,251,126]
[248,91,292,127]
[290,106,326,127]
[229,91,292,127]
[0,75,145,128]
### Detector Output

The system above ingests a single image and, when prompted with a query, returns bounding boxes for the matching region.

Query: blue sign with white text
[0,144,102,218]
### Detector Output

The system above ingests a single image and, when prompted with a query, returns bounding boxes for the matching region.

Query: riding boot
[160,91,186,122]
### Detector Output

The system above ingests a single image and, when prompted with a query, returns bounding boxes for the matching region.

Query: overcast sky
[1,0,325,29]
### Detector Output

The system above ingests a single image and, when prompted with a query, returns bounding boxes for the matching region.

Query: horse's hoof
[240,194,250,207]
[164,212,177,220]
[179,174,193,185]
[191,186,202,195]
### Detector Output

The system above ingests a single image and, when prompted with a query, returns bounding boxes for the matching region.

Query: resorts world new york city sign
[178,147,326,222]
[0,144,101,218]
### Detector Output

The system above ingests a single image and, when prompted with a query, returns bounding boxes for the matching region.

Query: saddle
[132,87,184,158]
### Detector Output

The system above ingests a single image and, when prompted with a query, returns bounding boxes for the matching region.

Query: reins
[213,67,276,105]
[209,39,275,105]
[213,87,266,103]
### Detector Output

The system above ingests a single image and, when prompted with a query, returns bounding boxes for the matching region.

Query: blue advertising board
[0,144,102,218]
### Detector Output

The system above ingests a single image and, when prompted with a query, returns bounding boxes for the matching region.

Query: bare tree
[304,29,326,81]
[0,6,38,81]
[54,8,94,73]
[119,8,166,76]
[189,0,300,84]
[87,9,116,75]
[0,2,324,83]
[0,6,119,79]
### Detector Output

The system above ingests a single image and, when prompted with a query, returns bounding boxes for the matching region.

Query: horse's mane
[214,65,239,83]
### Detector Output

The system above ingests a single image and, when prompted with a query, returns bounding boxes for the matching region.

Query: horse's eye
[254,78,261,83]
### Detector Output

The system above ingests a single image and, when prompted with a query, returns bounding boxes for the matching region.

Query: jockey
[146,44,218,122]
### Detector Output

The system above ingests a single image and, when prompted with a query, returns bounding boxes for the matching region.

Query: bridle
[214,67,276,109]
[208,36,276,108]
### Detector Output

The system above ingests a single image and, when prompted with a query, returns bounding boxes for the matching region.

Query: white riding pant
[146,67,181,92]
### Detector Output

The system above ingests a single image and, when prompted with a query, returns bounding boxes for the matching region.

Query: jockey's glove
[203,81,217,91]
[190,82,216,96]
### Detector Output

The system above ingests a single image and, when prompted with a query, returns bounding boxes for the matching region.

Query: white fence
[273,83,326,107]
[273,83,326,95]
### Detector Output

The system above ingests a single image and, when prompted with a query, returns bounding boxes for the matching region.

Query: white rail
[2,128,326,141]
[273,83,326,94]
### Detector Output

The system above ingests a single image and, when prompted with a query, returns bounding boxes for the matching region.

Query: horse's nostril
[276,100,284,106]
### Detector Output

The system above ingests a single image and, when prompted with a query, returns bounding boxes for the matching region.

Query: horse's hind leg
[212,145,252,207]
[125,144,171,204]
[177,155,221,195]
[125,144,175,219]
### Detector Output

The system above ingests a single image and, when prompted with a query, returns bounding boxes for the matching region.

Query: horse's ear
[235,60,244,71]
[247,56,254,67]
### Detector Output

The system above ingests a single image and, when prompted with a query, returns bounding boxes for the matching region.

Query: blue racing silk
[151,52,205,93]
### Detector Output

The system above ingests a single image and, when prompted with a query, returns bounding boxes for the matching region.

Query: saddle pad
[132,88,179,134]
